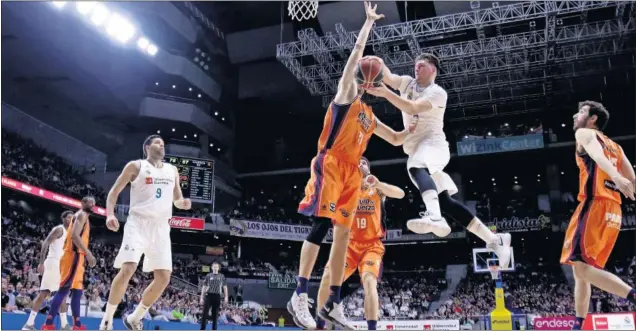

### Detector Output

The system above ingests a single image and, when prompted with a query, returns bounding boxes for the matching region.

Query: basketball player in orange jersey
[315,157,404,331]
[289,3,419,330]
[42,197,97,331]
[559,101,636,330]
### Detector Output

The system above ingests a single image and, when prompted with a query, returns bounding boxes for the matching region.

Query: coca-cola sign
[534,317,575,330]
[169,216,205,231]
[491,214,551,232]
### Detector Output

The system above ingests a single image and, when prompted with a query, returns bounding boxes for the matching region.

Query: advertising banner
[2,176,205,231]
[533,317,576,330]
[490,214,551,233]
[349,320,460,330]
[230,219,402,242]
[456,134,544,156]
[582,313,636,330]
[268,273,297,290]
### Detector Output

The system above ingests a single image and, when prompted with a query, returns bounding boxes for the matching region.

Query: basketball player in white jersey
[98,135,191,330]
[21,211,73,331]
[366,54,512,268]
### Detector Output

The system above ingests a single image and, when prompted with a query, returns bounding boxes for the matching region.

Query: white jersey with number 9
[129,160,176,222]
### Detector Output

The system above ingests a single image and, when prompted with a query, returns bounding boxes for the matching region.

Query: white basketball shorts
[113,215,173,272]
[40,258,61,292]
[406,142,458,196]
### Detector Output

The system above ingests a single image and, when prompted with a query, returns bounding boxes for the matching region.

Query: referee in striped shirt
[200,262,228,330]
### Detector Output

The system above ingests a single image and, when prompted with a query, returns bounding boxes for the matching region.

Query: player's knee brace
[408,167,437,193]
[305,217,331,245]
[438,191,475,227]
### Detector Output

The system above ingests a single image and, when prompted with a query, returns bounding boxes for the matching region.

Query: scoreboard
[164,155,214,203]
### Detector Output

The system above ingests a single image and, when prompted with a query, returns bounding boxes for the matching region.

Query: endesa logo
[534,317,575,330]
[593,316,609,330]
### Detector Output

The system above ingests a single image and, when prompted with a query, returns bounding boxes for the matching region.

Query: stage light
[214,112,218,116]
[90,4,109,26]
[197,94,201,98]
[76,2,96,15]
[52,2,67,9]
[171,128,175,132]
[193,134,197,138]
[137,37,149,50]
[156,130,160,134]
[209,143,214,147]
[147,44,158,56]
[106,14,136,43]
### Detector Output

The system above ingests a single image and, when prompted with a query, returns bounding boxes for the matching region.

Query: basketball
[355,56,384,89]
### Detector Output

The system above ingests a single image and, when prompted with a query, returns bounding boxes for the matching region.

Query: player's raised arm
[575,128,635,199]
[373,116,418,146]
[375,180,405,199]
[333,2,384,105]
[367,82,446,115]
[173,166,192,210]
[105,161,140,231]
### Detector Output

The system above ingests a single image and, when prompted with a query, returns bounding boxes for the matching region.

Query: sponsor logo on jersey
[145,177,153,184]
[329,203,336,213]
[340,209,349,218]
[358,111,373,132]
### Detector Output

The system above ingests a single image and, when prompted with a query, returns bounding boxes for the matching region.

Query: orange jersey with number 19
[351,188,385,242]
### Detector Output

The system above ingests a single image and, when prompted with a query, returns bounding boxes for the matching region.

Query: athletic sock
[367,320,377,330]
[129,303,149,323]
[572,317,585,330]
[102,302,117,325]
[60,312,69,328]
[295,277,309,295]
[421,190,442,219]
[26,310,38,325]
[467,218,498,243]
[70,290,83,327]
[326,286,342,305]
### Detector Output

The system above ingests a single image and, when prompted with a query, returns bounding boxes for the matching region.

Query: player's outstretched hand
[365,83,390,98]
[613,175,635,200]
[86,252,97,268]
[365,2,384,21]
[106,215,120,232]
[365,175,378,187]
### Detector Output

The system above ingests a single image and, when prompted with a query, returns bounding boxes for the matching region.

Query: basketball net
[488,264,500,280]
[288,0,319,21]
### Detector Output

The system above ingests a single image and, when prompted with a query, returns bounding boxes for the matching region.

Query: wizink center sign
[456,134,544,156]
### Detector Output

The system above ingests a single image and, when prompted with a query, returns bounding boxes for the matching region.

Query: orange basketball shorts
[298,152,362,228]
[560,198,622,269]
[343,240,385,282]
[59,251,85,290]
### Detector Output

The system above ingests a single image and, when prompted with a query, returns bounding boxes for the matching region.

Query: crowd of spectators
[1,130,106,205]
[344,271,446,321]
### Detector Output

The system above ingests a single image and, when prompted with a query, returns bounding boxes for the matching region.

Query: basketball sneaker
[287,292,316,329]
[318,302,353,330]
[123,315,143,330]
[40,325,55,330]
[487,233,512,269]
[98,321,112,331]
[406,211,451,237]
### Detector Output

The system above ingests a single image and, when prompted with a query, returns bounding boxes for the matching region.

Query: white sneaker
[406,211,451,237]
[99,321,113,330]
[287,292,316,329]
[318,302,352,330]
[487,233,512,269]
[21,323,35,330]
